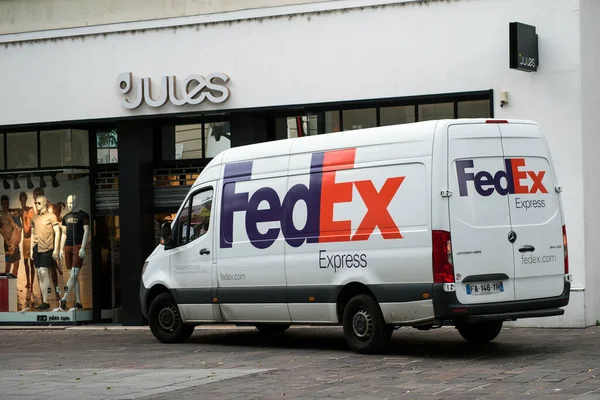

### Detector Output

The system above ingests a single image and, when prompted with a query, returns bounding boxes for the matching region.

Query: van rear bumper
[432,282,570,323]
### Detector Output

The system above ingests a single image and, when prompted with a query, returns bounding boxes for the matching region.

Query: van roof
[198,118,539,179]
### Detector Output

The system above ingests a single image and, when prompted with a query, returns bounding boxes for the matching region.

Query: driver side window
[176,188,214,246]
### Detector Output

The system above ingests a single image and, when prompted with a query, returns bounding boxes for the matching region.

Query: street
[1,325,600,399]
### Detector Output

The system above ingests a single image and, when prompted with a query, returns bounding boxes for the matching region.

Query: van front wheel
[456,320,503,344]
[148,293,195,343]
[342,294,391,354]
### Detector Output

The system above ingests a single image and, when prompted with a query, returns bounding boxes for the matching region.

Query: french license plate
[466,282,504,295]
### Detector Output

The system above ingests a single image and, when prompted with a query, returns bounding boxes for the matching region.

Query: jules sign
[509,22,539,72]
[117,72,230,109]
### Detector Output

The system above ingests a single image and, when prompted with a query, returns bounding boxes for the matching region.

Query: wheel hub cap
[158,305,178,332]
[352,309,372,338]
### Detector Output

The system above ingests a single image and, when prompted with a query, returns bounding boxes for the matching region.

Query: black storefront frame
[0,89,494,325]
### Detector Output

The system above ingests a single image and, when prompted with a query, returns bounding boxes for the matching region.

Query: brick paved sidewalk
[1,325,600,399]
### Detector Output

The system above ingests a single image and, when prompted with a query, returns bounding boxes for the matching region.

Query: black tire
[255,324,290,334]
[456,320,503,344]
[342,294,391,354]
[148,293,195,343]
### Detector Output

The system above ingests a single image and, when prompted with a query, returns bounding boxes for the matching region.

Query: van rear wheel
[148,293,195,343]
[456,320,503,344]
[255,324,290,334]
[342,294,391,354]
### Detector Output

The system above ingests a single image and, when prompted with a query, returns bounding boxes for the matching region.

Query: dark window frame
[269,90,493,134]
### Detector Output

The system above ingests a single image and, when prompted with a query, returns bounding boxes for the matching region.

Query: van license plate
[466,282,504,295]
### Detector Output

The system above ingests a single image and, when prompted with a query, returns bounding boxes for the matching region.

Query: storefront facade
[0,0,598,327]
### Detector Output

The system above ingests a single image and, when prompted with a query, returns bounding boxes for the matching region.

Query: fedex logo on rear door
[220,148,404,249]
[457,158,547,197]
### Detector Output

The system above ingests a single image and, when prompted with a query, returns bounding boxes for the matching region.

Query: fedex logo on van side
[220,148,404,249]
[457,158,548,197]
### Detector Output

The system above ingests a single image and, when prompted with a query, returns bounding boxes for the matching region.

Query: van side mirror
[160,222,173,248]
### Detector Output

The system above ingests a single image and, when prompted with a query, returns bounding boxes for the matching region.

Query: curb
[0,324,324,331]
[0,326,69,330]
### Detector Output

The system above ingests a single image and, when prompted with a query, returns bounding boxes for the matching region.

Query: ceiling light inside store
[51,173,59,188]
[26,175,34,189]
[12,176,20,190]
[39,174,47,189]
[2,178,10,190]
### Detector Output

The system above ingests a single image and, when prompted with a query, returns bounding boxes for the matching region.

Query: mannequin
[59,195,90,311]
[1,195,22,277]
[32,187,64,302]
[31,196,61,311]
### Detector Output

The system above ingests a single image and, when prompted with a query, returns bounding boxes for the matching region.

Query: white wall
[0,0,588,325]
[580,0,600,327]
[0,0,330,34]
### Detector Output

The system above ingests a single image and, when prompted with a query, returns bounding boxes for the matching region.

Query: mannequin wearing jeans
[59,195,90,311]
[31,196,61,311]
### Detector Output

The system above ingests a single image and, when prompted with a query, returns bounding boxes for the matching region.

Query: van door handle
[518,245,535,253]
[199,248,210,256]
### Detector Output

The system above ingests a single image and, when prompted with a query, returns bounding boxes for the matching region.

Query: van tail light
[432,230,455,283]
[562,225,569,274]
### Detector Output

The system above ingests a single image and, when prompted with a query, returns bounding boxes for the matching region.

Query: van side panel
[214,154,292,323]
[284,137,434,324]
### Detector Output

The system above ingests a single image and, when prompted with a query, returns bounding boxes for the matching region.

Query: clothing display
[0,175,93,319]
[32,245,53,269]
[31,211,59,253]
[62,211,90,246]
[22,207,34,259]
[63,245,83,269]
[58,196,90,311]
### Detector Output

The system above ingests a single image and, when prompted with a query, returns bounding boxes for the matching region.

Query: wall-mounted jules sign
[117,72,230,109]
[509,22,539,72]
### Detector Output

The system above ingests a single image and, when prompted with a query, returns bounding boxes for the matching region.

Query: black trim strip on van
[461,273,510,283]
[173,283,432,305]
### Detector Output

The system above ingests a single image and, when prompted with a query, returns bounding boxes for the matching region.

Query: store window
[418,103,454,122]
[7,131,37,169]
[278,116,318,139]
[343,108,377,130]
[205,122,231,158]
[458,100,491,118]
[380,106,416,126]
[322,111,341,134]
[97,130,118,164]
[72,130,90,166]
[175,124,203,160]
[0,128,93,324]
[163,122,230,160]
[40,129,90,168]
[0,134,5,170]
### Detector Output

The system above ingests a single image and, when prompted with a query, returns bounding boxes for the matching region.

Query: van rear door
[447,123,515,304]
[498,122,565,301]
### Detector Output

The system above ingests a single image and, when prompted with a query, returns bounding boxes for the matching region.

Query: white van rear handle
[518,245,535,253]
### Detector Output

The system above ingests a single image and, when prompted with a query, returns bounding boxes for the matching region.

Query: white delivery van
[140,118,571,354]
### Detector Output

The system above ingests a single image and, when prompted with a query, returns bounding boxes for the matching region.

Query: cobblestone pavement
[1,325,600,400]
